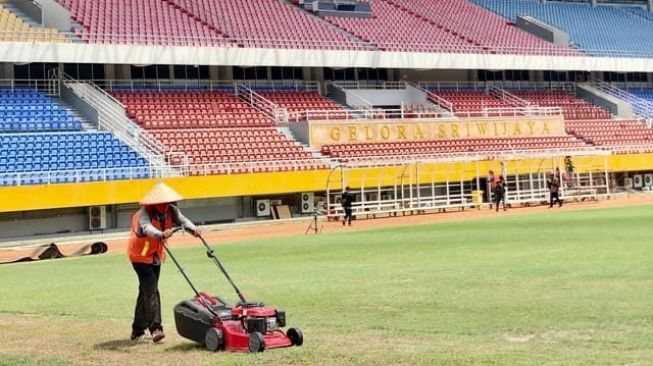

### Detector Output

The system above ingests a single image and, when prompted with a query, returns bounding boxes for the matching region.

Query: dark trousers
[494,194,506,211]
[132,262,162,335]
[343,207,352,225]
[550,192,562,207]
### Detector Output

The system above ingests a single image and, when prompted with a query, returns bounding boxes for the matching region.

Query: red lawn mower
[162,227,303,352]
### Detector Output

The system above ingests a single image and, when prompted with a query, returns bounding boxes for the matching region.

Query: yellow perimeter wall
[1,153,652,213]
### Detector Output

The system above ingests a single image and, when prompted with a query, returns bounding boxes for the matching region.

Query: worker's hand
[162,229,173,238]
[192,228,202,238]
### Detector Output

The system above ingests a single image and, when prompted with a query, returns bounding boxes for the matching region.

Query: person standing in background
[548,173,563,208]
[341,186,354,226]
[487,169,497,209]
[564,156,575,188]
[494,175,507,212]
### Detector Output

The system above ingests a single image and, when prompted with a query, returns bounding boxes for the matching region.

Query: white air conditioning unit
[633,174,643,188]
[644,174,653,188]
[255,199,271,217]
[333,194,342,205]
[300,192,315,213]
[88,206,107,230]
[624,177,633,189]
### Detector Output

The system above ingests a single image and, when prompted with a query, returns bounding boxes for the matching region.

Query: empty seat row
[0,90,84,132]
[0,130,151,185]
[565,119,653,148]
[322,136,589,161]
[113,91,276,129]
[113,90,328,173]
[0,4,67,43]
[0,168,151,186]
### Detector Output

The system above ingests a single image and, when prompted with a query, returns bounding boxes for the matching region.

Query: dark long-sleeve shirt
[341,191,353,208]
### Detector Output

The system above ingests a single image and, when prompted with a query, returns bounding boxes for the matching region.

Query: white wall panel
[2,42,653,72]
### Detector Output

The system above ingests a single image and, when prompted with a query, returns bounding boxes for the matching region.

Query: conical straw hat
[139,183,184,205]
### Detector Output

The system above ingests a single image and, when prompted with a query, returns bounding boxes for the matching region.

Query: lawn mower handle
[161,229,200,298]
[192,232,249,306]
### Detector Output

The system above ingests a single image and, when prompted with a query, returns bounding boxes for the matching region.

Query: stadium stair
[0,1,66,43]
[57,0,227,46]
[585,81,653,121]
[1,2,41,28]
[0,88,154,186]
[286,0,377,51]
[161,0,364,49]
[110,89,331,174]
[62,79,174,172]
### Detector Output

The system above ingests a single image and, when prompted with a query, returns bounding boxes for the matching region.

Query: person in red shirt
[127,183,201,343]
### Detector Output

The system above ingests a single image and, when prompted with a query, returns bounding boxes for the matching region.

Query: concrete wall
[401,69,472,82]
[0,212,88,238]
[289,122,310,145]
[516,15,570,46]
[346,88,424,106]
[406,84,427,104]
[576,84,634,118]
[6,42,653,72]
[326,83,348,105]
[61,83,99,127]
[36,0,71,32]
[0,196,250,239]
[10,0,42,24]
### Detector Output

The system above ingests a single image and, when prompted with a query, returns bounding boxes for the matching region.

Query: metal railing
[96,79,238,93]
[286,104,562,122]
[0,155,334,187]
[487,85,533,107]
[418,81,576,92]
[588,80,653,118]
[185,158,331,176]
[0,79,60,97]
[330,147,608,168]
[0,166,160,186]
[601,144,653,154]
[236,83,288,124]
[94,79,321,94]
[329,80,408,90]
[457,106,563,118]
[286,108,454,122]
[407,81,454,114]
[238,80,321,93]
[62,76,174,170]
[325,81,377,113]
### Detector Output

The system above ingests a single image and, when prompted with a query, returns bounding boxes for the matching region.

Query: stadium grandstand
[1,0,653,238]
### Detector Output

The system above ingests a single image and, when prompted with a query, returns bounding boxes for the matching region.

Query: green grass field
[0,205,651,366]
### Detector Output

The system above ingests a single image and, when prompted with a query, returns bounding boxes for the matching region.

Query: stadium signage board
[308,116,565,147]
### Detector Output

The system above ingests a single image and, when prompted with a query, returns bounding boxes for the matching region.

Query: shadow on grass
[93,339,145,351]
[164,343,205,352]
[94,339,204,353]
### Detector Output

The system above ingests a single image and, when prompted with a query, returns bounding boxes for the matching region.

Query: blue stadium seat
[471,0,653,57]
[0,131,152,186]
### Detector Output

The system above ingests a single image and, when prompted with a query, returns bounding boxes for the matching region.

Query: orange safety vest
[127,207,174,264]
